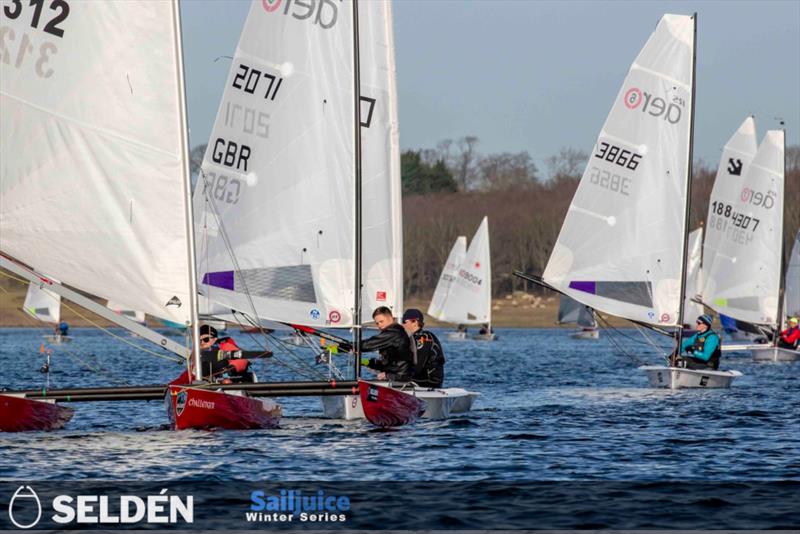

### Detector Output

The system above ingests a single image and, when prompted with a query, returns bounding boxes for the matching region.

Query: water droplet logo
[8,485,42,529]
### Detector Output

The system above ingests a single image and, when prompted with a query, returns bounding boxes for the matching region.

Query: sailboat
[428,236,467,340]
[702,127,794,362]
[427,217,495,341]
[0,1,282,431]
[557,296,599,339]
[191,0,425,427]
[23,282,72,344]
[701,117,760,341]
[519,14,741,388]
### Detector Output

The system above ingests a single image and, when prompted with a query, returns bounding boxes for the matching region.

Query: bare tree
[452,136,479,191]
[477,151,539,191]
[545,147,588,181]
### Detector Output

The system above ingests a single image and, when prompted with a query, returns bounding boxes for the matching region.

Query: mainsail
[23,283,61,324]
[683,227,704,321]
[786,231,800,317]
[0,2,195,325]
[702,130,785,326]
[427,236,467,320]
[702,117,758,267]
[429,217,492,325]
[543,14,694,327]
[195,0,402,328]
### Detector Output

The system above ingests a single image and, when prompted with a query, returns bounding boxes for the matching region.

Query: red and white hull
[358,379,426,428]
[0,394,74,432]
[165,385,281,430]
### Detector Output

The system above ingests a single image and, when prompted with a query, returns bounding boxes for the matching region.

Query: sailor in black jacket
[402,308,445,388]
[358,306,414,382]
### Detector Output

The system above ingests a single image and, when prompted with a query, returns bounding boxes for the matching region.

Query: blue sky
[181,0,800,173]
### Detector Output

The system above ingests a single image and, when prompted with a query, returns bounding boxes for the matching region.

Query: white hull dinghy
[42,334,73,344]
[446,331,469,341]
[639,366,742,389]
[570,329,599,340]
[321,385,479,420]
[750,347,799,363]
[472,333,497,341]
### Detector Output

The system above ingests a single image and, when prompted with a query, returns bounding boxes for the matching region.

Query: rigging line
[595,314,649,366]
[197,170,271,349]
[0,270,183,364]
[227,311,328,379]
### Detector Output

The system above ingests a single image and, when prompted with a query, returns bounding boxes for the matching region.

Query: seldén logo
[262,0,342,29]
[6,486,193,528]
[623,87,684,124]
[8,486,42,529]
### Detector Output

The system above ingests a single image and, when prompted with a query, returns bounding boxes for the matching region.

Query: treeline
[402,140,800,298]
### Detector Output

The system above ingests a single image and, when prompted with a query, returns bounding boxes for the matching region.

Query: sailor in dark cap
[677,314,722,370]
[402,308,445,388]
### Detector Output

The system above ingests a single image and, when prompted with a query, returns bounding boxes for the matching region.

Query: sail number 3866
[3,0,70,38]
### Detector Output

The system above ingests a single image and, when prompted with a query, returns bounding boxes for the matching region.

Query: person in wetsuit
[198,324,254,383]
[357,306,414,382]
[677,314,721,370]
[777,316,800,350]
[402,308,445,388]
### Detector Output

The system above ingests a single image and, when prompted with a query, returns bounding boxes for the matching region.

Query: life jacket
[692,331,721,370]
[780,326,800,346]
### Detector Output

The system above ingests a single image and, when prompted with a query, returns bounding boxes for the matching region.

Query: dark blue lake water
[1,326,798,482]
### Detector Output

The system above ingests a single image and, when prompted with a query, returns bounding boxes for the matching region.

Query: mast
[171,0,202,380]
[352,0,364,379]
[774,125,787,347]
[673,12,697,367]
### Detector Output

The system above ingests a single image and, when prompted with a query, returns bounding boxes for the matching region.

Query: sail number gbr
[3,0,70,38]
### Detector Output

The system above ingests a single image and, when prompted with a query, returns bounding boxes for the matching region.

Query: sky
[180,0,800,175]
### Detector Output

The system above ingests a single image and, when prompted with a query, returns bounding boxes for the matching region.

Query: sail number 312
[3,0,70,38]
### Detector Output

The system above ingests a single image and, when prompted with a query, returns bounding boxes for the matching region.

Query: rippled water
[1,327,798,481]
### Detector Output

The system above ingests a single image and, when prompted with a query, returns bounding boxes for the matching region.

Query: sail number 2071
[3,0,70,38]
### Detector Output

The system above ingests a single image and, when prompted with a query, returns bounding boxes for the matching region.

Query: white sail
[543,14,694,327]
[0,2,194,325]
[702,117,758,268]
[359,0,404,319]
[195,1,401,328]
[683,227,704,322]
[702,130,784,326]
[786,231,800,317]
[427,236,467,320]
[558,296,597,328]
[106,301,146,325]
[23,283,61,324]
[433,217,492,325]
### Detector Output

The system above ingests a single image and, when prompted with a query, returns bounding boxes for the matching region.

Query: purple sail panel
[202,271,234,291]
[569,281,597,295]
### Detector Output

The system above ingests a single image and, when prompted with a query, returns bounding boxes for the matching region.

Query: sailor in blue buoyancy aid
[677,314,721,370]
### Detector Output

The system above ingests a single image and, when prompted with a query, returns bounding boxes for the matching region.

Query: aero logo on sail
[261,0,341,30]
[623,87,683,124]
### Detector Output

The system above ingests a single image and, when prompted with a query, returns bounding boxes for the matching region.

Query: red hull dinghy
[359,379,426,428]
[165,385,281,430]
[0,394,74,432]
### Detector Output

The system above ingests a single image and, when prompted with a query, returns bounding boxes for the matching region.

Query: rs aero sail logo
[623,87,683,124]
[261,0,341,29]
[8,486,42,529]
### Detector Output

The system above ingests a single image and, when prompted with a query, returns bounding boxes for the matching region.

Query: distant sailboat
[427,217,495,341]
[557,296,599,340]
[703,128,794,362]
[23,282,72,344]
[785,231,800,318]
